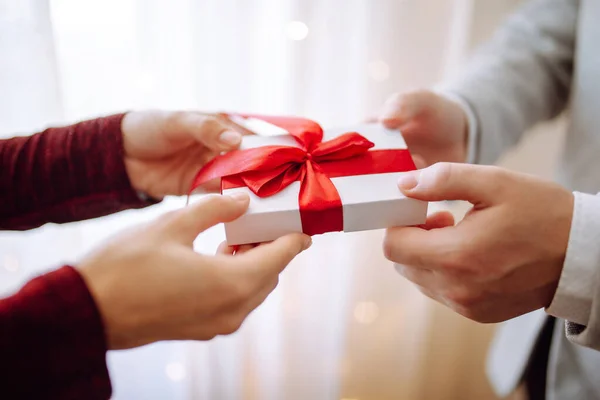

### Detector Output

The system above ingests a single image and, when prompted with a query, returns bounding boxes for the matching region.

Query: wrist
[123,158,164,202]
[537,187,573,309]
[77,259,153,350]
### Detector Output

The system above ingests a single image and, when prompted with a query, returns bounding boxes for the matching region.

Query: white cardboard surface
[222,119,427,245]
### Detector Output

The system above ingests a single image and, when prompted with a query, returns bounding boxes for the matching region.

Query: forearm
[439,0,578,165]
[0,114,154,230]
[0,266,111,399]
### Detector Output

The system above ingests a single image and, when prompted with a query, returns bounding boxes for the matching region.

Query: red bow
[190,115,416,236]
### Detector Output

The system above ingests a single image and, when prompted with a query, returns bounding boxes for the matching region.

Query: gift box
[191,114,428,245]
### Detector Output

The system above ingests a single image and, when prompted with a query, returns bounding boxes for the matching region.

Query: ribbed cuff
[0,266,111,399]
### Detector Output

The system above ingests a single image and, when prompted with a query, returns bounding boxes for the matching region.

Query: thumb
[162,193,250,244]
[178,112,243,152]
[238,233,312,278]
[396,163,503,205]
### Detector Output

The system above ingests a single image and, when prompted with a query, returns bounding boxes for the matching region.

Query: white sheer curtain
[1,1,522,399]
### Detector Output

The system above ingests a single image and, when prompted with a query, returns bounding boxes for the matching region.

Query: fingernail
[303,237,313,251]
[397,172,419,191]
[229,192,249,202]
[219,130,242,146]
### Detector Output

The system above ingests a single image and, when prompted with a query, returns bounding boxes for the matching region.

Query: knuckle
[383,91,437,124]
[394,263,407,277]
[199,116,223,132]
[489,166,514,192]
[218,315,245,335]
[386,92,414,115]
[157,209,189,233]
[281,236,305,260]
[160,208,181,222]
[428,162,454,186]
[195,194,230,217]
[226,280,251,303]
[268,277,280,292]
[167,111,187,127]
[454,306,491,324]
[452,305,477,322]
[157,209,179,226]
[396,264,417,282]
[451,240,490,278]
[201,193,226,208]
[438,238,477,272]
[416,285,441,303]
[487,165,506,178]
[416,285,433,298]
[411,90,436,116]
[438,252,466,271]
[445,288,483,313]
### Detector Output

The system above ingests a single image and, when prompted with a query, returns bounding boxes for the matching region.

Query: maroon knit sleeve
[0,266,111,399]
[0,114,157,230]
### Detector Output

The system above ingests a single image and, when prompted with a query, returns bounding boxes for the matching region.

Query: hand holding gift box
[190,115,428,245]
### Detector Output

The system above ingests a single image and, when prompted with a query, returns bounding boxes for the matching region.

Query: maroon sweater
[0,114,155,399]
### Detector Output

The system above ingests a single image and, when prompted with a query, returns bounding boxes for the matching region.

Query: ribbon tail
[298,161,344,236]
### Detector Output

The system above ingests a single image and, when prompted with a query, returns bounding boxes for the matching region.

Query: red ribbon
[190,114,417,236]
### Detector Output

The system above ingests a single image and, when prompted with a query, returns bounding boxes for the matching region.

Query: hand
[122,111,245,198]
[383,163,574,323]
[77,193,311,349]
[379,90,469,167]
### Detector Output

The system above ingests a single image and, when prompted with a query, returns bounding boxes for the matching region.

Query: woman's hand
[77,193,311,349]
[121,111,245,198]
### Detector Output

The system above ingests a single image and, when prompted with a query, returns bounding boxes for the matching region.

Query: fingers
[164,193,250,244]
[417,211,455,230]
[396,162,506,205]
[394,263,437,288]
[385,211,458,270]
[235,233,311,277]
[216,242,256,255]
[380,93,410,129]
[213,113,257,136]
[235,275,280,325]
[383,224,460,270]
[413,284,443,304]
[177,113,243,152]
[197,235,309,336]
[379,90,432,129]
[205,274,280,338]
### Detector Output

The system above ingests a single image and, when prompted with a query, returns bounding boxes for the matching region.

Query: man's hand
[379,90,469,167]
[383,163,574,323]
[122,111,245,198]
[77,193,311,349]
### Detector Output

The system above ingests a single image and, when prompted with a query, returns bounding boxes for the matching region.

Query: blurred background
[0,0,562,399]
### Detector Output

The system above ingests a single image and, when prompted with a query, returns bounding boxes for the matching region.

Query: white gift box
[221,118,428,245]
